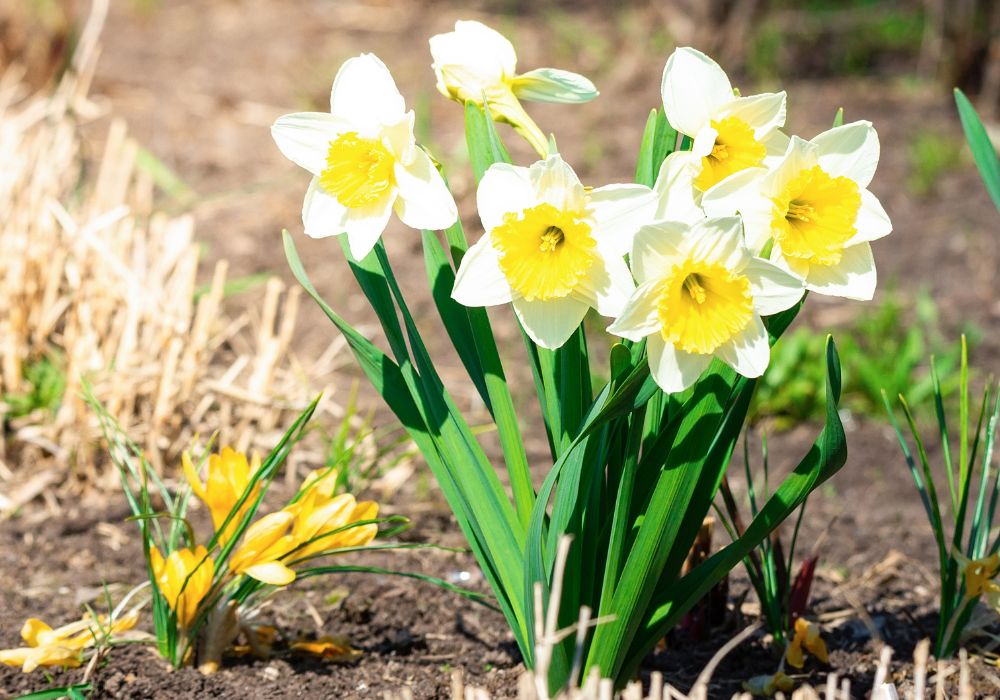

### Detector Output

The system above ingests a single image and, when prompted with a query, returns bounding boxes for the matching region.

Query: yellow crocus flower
[286,488,379,560]
[743,671,794,696]
[184,447,262,547]
[785,617,829,669]
[150,545,214,628]
[0,611,138,673]
[955,552,1000,598]
[228,511,297,586]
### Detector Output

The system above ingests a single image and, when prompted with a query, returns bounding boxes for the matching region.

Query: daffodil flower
[743,671,795,696]
[430,20,598,157]
[452,154,656,349]
[701,122,892,300]
[271,53,458,260]
[661,47,788,193]
[0,612,139,673]
[785,617,829,669]
[607,216,804,393]
[184,447,261,547]
[227,511,298,587]
[150,545,215,628]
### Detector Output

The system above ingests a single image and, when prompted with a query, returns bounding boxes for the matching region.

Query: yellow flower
[184,447,262,546]
[743,671,794,696]
[955,552,1000,598]
[151,545,214,628]
[228,511,297,586]
[0,611,138,673]
[290,635,362,662]
[429,20,597,157]
[286,487,379,561]
[785,617,829,669]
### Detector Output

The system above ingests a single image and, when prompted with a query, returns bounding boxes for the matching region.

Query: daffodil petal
[330,53,406,129]
[743,257,805,316]
[512,295,589,350]
[271,112,345,176]
[511,68,598,104]
[393,147,458,231]
[630,220,688,284]
[803,242,877,300]
[530,155,586,213]
[477,163,537,232]
[589,183,657,256]
[647,335,712,394]
[452,235,514,306]
[762,136,819,199]
[575,254,635,318]
[607,278,661,341]
[429,20,516,100]
[302,178,349,239]
[719,91,787,137]
[849,189,892,244]
[691,125,719,158]
[343,194,396,261]
[661,47,734,136]
[243,562,297,586]
[380,111,416,164]
[716,314,770,378]
[812,121,879,188]
[686,216,749,271]
[652,151,704,224]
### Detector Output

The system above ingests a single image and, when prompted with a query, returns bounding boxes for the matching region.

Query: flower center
[694,116,767,191]
[771,165,860,266]
[491,203,596,301]
[657,259,753,354]
[319,132,395,208]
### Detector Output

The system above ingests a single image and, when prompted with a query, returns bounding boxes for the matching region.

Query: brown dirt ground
[4,0,1000,698]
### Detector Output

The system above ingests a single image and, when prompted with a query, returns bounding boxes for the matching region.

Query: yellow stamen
[657,259,753,355]
[320,132,394,208]
[491,203,596,301]
[771,165,860,266]
[694,116,767,191]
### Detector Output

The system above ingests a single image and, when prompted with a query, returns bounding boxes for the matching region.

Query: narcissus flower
[151,545,214,628]
[661,47,788,192]
[430,20,598,157]
[271,53,458,260]
[0,612,138,673]
[702,122,892,300]
[608,216,804,393]
[785,617,829,669]
[184,447,261,546]
[452,154,656,349]
[228,511,298,587]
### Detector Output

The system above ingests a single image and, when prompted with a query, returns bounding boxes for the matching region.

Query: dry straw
[0,0,340,512]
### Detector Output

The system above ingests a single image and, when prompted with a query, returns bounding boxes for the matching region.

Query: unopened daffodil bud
[150,545,214,628]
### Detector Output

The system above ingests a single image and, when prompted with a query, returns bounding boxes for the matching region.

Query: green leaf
[634,109,677,187]
[954,88,1000,213]
[11,686,92,700]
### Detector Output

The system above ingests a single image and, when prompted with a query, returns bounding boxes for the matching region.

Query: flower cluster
[273,34,891,394]
[0,612,138,673]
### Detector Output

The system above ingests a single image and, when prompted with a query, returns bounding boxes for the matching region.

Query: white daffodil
[452,154,655,350]
[271,53,458,260]
[661,47,788,193]
[430,20,598,157]
[608,216,804,393]
[701,121,892,300]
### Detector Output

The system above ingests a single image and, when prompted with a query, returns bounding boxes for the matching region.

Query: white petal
[343,195,396,260]
[576,253,636,318]
[762,129,791,162]
[647,335,712,394]
[588,184,657,257]
[330,53,406,128]
[686,216,749,270]
[805,242,877,300]
[692,125,719,158]
[719,91,787,137]
[716,315,770,378]
[393,147,458,231]
[302,178,349,238]
[477,163,536,232]
[512,295,589,350]
[849,189,892,243]
[380,112,416,163]
[743,257,805,316]
[652,152,705,225]
[271,112,344,176]
[430,20,516,101]
[700,166,772,254]
[530,154,586,212]
[511,68,598,103]
[812,121,879,188]
[661,47,733,136]
[760,136,818,199]
[630,220,689,284]
[451,235,513,307]
[606,278,661,341]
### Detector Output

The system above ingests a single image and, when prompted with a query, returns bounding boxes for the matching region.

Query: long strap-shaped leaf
[955,88,1000,213]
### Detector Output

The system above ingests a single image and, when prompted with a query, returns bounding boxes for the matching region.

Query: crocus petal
[607,279,662,342]
[342,194,396,260]
[575,254,635,318]
[512,295,589,350]
[812,121,879,188]
[647,335,712,394]
[652,152,705,225]
[588,183,657,256]
[804,242,877,300]
[661,47,734,136]
[511,68,598,103]
[451,235,513,306]
[271,112,344,176]
[743,257,805,316]
[477,163,537,232]
[719,91,787,137]
[393,146,458,231]
[330,53,406,128]
[243,562,297,587]
[716,315,770,379]
[849,189,892,244]
[530,154,586,213]
[630,220,688,284]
